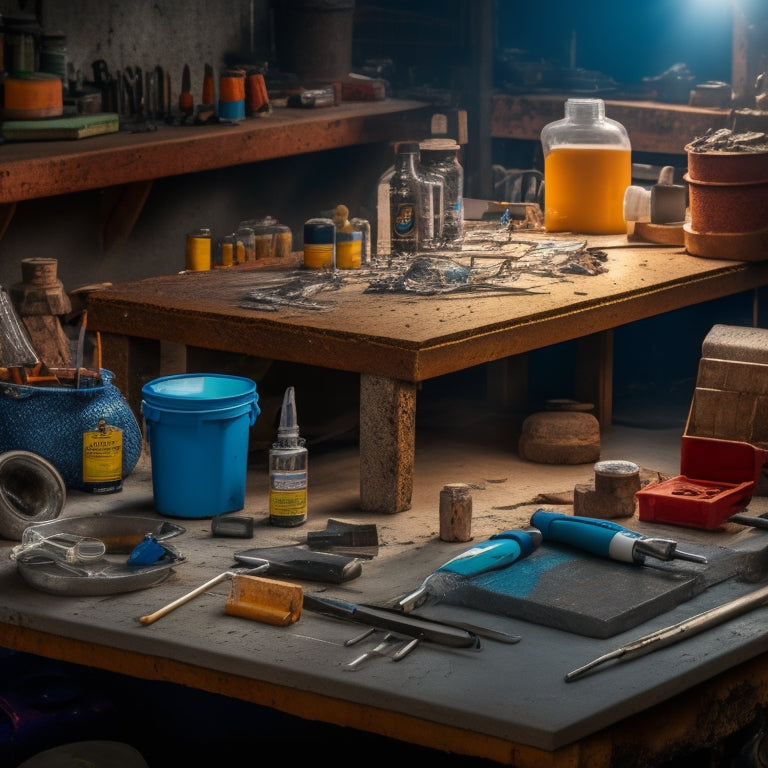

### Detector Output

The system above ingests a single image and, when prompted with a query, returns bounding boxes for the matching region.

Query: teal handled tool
[397,528,543,613]
[530,510,708,565]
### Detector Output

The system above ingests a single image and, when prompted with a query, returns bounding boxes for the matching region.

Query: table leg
[99,332,162,421]
[359,374,417,514]
[575,330,614,431]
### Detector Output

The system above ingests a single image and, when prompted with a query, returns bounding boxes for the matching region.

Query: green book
[1,113,120,141]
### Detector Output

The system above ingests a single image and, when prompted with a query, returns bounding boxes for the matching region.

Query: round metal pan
[14,514,186,596]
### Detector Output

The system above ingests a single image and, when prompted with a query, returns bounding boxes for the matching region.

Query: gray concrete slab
[2,419,768,754]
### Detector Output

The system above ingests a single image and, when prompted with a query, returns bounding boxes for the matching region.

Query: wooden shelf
[0,99,431,205]
[0,98,430,251]
[491,93,732,156]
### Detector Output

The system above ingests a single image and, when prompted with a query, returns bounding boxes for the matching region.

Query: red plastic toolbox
[636,436,766,530]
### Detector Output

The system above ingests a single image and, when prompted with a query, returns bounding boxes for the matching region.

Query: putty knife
[235,545,362,583]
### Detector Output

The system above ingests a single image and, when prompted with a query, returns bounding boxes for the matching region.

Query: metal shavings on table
[239,271,345,311]
[365,238,608,295]
[238,236,608,310]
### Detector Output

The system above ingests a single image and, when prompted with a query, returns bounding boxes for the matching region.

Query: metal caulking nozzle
[276,386,301,447]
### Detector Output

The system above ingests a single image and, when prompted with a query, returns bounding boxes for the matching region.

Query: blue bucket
[141,374,260,518]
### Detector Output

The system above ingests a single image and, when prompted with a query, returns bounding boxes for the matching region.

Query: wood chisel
[397,528,543,613]
[530,510,708,564]
[179,63,193,117]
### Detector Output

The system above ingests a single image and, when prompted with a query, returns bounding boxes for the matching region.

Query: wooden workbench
[85,233,768,515]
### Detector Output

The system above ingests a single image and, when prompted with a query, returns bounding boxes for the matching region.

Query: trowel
[234,545,363,584]
[304,518,379,558]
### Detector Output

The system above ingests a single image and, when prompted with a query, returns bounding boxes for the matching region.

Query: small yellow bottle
[269,386,308,527]
[82,417,124,494]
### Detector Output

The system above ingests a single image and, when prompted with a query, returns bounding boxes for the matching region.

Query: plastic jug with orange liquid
[540,98,631,234]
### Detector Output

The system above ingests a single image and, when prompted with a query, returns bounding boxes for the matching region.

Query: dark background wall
[0,0,758,428]
[496,0,733,86]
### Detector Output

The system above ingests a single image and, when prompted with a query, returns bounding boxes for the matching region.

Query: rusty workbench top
[85,236,768,384]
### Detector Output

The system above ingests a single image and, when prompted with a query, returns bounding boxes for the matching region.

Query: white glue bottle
[269,386,308,527]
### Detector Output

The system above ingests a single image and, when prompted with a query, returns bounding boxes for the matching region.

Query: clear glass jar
[540,98,631,234]
[419,138,464,249]
[376,161,395,261]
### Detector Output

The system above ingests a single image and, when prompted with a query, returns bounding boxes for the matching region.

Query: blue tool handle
[530,510,640,563]
[490,529,541,557]
[438,528,541,577]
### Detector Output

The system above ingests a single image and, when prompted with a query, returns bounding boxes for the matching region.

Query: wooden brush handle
[139,571,232,625]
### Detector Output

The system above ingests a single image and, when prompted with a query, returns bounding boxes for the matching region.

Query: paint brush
[179,63,193,117]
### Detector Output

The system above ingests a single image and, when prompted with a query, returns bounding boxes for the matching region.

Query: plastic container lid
[142,373,257,410]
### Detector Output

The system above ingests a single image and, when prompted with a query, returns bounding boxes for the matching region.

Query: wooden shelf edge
[491,93,731,155]
[0,100,432,205]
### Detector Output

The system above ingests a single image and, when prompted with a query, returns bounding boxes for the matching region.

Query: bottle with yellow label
[82,417,124,494]
[269,386,307,527]
[540,98,632,235]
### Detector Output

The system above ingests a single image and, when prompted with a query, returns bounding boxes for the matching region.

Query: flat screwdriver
[530,510,708,565]
[397,528,543,612]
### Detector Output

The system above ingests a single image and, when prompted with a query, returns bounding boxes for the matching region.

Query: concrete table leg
[359,374,417,514]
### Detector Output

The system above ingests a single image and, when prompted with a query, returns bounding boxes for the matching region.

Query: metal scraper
[234,545,362,584]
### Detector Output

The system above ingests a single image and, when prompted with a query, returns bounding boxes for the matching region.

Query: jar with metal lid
[419,138,464,249]
[303,217,335,269]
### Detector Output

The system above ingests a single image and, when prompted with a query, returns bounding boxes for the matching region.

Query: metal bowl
[15,514,186,596]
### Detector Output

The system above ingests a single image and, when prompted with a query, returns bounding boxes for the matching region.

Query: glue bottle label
[82,419,123,493]
[269,470,307,526]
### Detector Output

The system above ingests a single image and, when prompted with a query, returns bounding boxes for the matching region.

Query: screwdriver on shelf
[397,528,543,613]
[530,510,708,565]
[179,63,193,118]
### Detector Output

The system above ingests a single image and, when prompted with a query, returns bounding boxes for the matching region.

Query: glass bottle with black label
[389,141,435,258]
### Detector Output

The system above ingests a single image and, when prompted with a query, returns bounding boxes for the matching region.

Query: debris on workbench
[239,271,345,311]
[238,238,607,310]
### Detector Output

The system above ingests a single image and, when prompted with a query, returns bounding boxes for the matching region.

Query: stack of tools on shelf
[178,63,271,126]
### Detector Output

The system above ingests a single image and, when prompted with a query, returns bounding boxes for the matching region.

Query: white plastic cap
[623,185,651,222]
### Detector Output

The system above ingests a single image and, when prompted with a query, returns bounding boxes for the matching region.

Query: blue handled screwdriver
[397,528,543,613]
[530,510,708,565]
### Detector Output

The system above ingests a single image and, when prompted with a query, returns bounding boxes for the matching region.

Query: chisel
[530,510,708,565]
[397,528,543,613]
[302,594,479,648]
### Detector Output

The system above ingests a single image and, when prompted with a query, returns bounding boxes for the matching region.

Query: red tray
[636,435,767,530]
[636,475,755,530]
